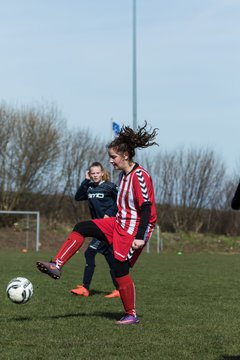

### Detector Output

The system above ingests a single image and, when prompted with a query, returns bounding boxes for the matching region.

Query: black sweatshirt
[231,182,240,210]
[75,179,118,219]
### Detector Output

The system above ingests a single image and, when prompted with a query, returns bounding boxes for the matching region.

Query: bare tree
[0,102,113,226]
[0,104,17,209]
[43,128,108,225]
[142,147,226,232]
[0,104,64,210]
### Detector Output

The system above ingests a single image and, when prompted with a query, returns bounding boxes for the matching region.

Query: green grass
[1,250,240,359]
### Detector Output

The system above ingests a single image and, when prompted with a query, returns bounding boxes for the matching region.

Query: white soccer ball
[6,277,33,304]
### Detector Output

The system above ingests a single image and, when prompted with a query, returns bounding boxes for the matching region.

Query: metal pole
[110,118,113,181]
[156,225,163,253]
[157,225,160,253]
[26,215,29,249]
[36,212,40,252]
[132,0,137,131]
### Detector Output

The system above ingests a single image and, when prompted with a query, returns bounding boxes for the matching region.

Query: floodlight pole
[132,0,137,131]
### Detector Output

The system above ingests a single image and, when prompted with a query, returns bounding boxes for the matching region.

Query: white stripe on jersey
[116,166,153,235]
[116,175,128,228]
[117,173,137,235]
[128,177,137,235]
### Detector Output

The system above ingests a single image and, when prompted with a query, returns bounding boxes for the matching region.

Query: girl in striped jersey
[37,121,158,325]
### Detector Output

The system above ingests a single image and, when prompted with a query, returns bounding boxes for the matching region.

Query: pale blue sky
[0,0,240,173]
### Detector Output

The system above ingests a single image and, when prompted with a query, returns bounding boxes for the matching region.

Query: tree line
[0,103,240,235]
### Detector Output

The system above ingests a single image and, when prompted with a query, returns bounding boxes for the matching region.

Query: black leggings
[73,220,130,278]
[83,245,117,289]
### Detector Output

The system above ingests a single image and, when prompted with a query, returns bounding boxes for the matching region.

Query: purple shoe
[36,261,61,279]
[115,314,140,325]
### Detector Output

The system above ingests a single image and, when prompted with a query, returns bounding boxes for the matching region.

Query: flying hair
[107,121,159,159]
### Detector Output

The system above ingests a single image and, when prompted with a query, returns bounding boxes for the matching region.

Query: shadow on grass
[70,289,114,296]
[89,289,108,296]
[2,311,129,322]
[48,311,122,320]
[7,316,33,322]
[218,356,240,360]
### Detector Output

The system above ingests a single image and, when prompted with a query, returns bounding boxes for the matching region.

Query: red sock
[54,231,84,268]
[115,274,136,316]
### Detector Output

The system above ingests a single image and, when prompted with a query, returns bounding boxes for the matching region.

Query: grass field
[1,249,240,360]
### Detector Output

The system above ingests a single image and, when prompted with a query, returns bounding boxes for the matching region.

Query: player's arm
[131,170,153,250]
[111,183,119,201]
[231,182,240,210]
[74,173,91,201]
[105,183,118,217]
[105,203,118,217]
[132,202,151,250]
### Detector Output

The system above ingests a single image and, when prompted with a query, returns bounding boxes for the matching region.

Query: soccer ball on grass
[6,277,33,304]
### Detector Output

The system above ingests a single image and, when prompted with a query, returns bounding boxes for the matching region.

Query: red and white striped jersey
[116,164,157,236]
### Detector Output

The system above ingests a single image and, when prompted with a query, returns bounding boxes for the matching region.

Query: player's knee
[114,260,130,278]
[73,221,91,234]
[73,221,106,241]
[85,261,95,268]
[85,246,95,257]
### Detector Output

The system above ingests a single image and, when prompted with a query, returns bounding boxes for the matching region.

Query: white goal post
[0,210,40,251]
[146,224,163,253]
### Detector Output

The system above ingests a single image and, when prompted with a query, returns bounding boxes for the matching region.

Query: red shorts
[92,217,153,266]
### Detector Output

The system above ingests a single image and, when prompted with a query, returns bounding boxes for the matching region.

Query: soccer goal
[146,224,163,253]
[0,210,40,251]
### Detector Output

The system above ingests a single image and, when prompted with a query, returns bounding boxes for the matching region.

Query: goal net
[0,211,40,251]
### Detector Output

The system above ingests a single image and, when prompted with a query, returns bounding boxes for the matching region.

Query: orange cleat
[71,285,90,297]
[104,289,120,298]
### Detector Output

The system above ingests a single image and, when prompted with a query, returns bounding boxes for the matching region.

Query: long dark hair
[107,121,158,160]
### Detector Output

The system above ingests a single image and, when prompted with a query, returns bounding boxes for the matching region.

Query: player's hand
[104,214,109,218]
[132,239,145,250]
[85,170,91,180]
